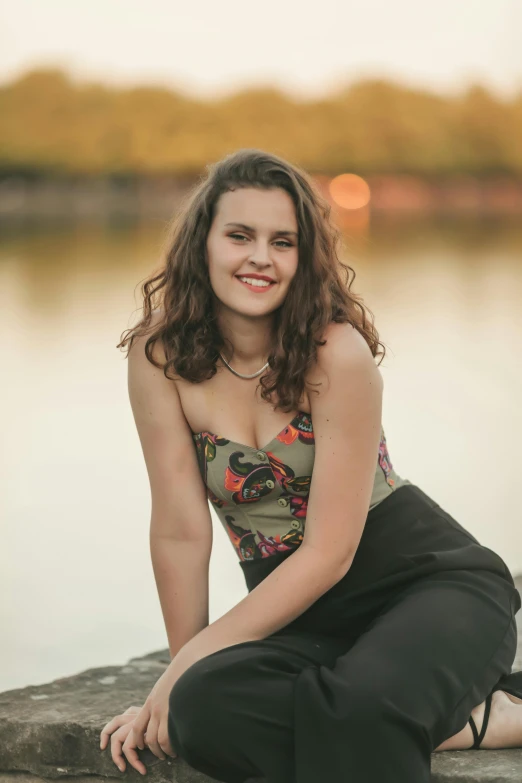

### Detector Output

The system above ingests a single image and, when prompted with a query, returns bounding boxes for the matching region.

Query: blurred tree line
[0,68,521,178]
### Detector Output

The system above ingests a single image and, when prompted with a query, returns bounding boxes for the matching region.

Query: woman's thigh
[295,569,517,751]
[168,629,351,782]
[168,569,517,780]
[288,569,517,781]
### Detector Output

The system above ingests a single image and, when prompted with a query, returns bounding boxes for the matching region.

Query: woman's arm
[176,322,383,666]
[150,539,211,660]
[128,323,213,659]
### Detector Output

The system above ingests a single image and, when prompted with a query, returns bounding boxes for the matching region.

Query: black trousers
[168,484,521,783]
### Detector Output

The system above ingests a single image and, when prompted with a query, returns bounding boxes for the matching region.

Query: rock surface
[1,577,522,782]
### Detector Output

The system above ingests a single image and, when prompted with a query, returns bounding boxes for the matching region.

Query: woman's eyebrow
[224,222,298,237]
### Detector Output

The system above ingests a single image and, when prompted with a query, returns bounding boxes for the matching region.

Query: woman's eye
[229,233,292,248]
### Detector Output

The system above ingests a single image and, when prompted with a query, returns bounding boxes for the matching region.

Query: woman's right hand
[100,705,177,773]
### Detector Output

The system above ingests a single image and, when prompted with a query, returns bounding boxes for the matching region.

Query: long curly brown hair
[117,147,387,413]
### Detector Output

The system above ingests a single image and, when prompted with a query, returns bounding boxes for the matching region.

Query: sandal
[468,671,522,749]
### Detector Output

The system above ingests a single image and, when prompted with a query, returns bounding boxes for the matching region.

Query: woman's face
[206,187,299,318]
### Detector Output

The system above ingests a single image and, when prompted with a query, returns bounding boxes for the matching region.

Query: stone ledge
[1,577,521,783]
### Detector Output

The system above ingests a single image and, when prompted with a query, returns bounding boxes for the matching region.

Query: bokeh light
[329,173,371,211]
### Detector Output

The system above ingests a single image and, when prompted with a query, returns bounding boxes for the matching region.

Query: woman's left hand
[122,627,245,773]
[123,652,197,771]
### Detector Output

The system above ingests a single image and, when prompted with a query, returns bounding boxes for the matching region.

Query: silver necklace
[219,352,269,379]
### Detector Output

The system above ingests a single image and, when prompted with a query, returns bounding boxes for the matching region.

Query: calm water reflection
[1,215,521,691]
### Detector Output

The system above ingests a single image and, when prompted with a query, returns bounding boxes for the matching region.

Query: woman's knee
[168,656,219,755]
[168,645,259,758]
[168,639,304,759]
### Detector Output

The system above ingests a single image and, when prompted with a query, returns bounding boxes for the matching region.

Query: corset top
[192,410,410,562]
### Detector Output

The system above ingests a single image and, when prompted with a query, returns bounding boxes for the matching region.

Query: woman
[100,148,522,782]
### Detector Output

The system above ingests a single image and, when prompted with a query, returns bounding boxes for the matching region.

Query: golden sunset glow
[329,173,371,210]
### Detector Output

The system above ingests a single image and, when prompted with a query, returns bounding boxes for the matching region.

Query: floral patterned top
[192,410,411,563]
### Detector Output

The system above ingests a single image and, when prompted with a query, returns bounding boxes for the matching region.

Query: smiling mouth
[235,276,276,291]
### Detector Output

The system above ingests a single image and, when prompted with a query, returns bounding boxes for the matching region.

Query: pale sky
[1,0,521,100]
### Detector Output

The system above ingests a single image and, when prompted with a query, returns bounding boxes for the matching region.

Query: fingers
[109,723,135,773]
[142,716,167,761]
[134,710,176,761]
[102,716,176,775]
[159,714,177,758]
[100,711,139,751]
[132,704,151,750]
[122,725,148,775]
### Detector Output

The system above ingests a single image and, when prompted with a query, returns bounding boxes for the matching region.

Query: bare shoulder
[126,308,212,543]
[307,321,381,393]
[127,308,188,461]
[127,307,168,366]
[319,321,369,356]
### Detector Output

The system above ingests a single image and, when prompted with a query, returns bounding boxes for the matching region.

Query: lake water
[1,215,521,692]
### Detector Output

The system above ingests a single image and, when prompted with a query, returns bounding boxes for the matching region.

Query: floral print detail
[266,451,311,495]
[207,487,225,508]
[275,411,315,446]
[219,448,310,558]
[224,453,276,504]
[193,432,231,505]
[192,414,409,562]
[275,491,308,520]
[256,528,304,557]
[223,516,258,560]
[223,514,303,561]
[378,430,396,487]
[193,432,229,472]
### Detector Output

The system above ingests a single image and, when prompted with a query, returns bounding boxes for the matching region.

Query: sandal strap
[469,693,492,749]
[469,714,480,748]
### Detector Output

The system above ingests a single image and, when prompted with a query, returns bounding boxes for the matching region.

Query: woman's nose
[247,241,272,263]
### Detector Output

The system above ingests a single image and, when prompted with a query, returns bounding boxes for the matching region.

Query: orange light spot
[329,173,371,210]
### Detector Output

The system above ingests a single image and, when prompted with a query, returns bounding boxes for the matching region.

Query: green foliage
[0,68,520,176]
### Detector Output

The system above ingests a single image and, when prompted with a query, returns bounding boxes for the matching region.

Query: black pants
[168,484,521,783]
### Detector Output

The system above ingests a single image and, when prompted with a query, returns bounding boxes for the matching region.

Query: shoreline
[1,173,522,221]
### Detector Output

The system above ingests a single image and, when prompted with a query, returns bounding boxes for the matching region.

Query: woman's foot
[435,690,522,751]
